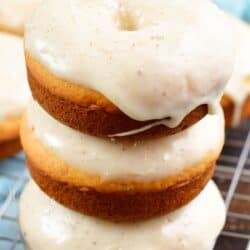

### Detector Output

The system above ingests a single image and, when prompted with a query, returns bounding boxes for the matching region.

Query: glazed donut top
[0,32,30,122]
[225,16,250,126]
[0,0,42,35]
[20,180,225,250]
[25,0,234,125]
[27,99,224,181]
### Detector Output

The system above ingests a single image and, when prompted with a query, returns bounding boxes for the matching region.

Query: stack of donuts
[0,0,41,159]
[19,0,235,249]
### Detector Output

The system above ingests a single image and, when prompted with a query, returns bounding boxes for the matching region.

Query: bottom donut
[20,180,226,250]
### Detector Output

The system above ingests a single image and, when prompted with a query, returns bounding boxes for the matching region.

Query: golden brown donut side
[0,116,21,143]
[0,138,21,160]
[26,52,208,139]
[28,159,214,222]
[0,116,22,160]
[221,95,250,127]
[21,116,221,221]
[0,25,23,37]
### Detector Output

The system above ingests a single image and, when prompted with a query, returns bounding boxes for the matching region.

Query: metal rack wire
[0,121,250,250]
[215,119,250,250]
[0,153,29,250]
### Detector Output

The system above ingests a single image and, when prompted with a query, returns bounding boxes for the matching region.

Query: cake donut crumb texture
[20,100,224,221]
[25,0,234,138]
[20,180,226,250]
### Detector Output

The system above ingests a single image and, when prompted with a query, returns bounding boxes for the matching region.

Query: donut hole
[116,7,139,31]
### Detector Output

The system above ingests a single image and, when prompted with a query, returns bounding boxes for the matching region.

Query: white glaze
[109,118,180,137]
[109,104,222,137]
[0,32,30,122]
[225,16,250,126]
[20,180,225,250]
[27,100,224,181]
[25,0,234,125]
[0,0,42,35]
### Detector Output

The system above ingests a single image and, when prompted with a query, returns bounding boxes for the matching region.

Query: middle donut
[21,99,224,221]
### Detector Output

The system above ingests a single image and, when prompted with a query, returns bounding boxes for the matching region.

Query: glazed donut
[0,32,30,159]
[221,15,250,127]
[20,180,226,250]
[0,0,42,36]
[24,0,234,138]
[20,99,224,221]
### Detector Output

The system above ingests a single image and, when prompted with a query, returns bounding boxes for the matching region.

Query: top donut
[24,0,235,138]
[0,0,42,36]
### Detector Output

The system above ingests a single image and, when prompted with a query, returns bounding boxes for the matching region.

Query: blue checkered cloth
[0,153,29,250]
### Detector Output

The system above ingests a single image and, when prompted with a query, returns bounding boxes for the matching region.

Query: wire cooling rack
[214,119,250,250]
[0,121,250,250]
[0,153,29,250]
